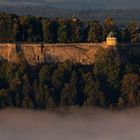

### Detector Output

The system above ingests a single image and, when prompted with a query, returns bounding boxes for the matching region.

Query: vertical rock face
[0,43,103,65]
[18,44,45,65]
[0,43,18,62]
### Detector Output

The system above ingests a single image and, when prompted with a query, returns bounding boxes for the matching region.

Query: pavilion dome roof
[107,32,115,38]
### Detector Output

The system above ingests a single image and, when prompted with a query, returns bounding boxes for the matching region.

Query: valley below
[0,107,140,140]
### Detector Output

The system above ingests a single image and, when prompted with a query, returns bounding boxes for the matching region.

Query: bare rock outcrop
[0,43,18,62]
[0,43,102,65]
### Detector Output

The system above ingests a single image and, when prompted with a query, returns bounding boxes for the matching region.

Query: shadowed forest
[0,13,139,44]
[0,47,140,109]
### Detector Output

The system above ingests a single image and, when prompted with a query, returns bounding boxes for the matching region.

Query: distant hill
[0,0,140,25]
[44,0,140,10]
[0,0,46,5]
[0,0,140,10]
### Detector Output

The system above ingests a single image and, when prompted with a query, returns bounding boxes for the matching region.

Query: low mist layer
[0,108,140,140]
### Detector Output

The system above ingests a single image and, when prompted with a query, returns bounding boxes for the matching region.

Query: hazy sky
[0,0,140,10]
[0,108,140,140]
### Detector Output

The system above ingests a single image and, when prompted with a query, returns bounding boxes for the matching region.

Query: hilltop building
[106,32,118,47]
[71,16,80,23]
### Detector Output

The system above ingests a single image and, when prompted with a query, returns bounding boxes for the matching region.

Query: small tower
[106,32,117,47]
[71,16,79,23]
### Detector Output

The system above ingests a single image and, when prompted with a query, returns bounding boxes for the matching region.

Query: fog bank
[0,108,140,140]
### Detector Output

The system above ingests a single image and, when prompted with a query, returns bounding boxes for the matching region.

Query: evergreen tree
[87,20,102,43]
[83,73,105,106]
[47,95,55,110]
[102,17,118,41]
[22,74,34,109]
[127,21,139,43]
[42,19,52,43]
[39,65,51,85]
[51,68,65,90]
[70,20,82,43]
[121,73,140,106]
[35,85,50,109]
[94,48,121,90]
[60,83,77,106]
[57,19,69,43]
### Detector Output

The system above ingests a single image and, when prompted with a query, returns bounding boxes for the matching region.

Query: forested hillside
[0,47,140,109]
[0,13,140,110]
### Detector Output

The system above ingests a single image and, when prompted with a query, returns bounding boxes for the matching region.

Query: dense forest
[0,13,139,43]
[0,46,140,109]
[0,13,140,110]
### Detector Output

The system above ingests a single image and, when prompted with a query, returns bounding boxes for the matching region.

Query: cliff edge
[0,43,104,65]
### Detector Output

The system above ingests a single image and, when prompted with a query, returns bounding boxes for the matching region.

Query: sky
[0,0,140,10]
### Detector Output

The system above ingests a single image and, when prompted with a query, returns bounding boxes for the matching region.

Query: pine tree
[127,21,139,43]
[121,73,140,106]
[60,83,77,106]
[102,17,118,41]
[57,19,69,43]
[35,85,50,109]
[88,20,102,43]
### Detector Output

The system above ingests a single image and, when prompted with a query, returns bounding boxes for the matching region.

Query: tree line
[0,13,139,43]
[0,47,140,109]
[1,5,140,25]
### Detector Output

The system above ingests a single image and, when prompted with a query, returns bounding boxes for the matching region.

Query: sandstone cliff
[0,43,104,65]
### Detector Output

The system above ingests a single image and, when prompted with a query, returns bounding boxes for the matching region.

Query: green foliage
[42,19,58,43]
[51,68,65,90]
[0,12,139,109]
[83,73,105,106]
[0,13,137,43]
[60,83,77,106]
[88,20,102,43]
[39,65,51,85]
[35,85,50,109]
[121,73,140,106]
[94,48,121,90]
[70,20,83,43]
[102,17,118,41]
[57,24,68,43]
[0,57,140,109]
[127,21,139,43]
[120,28,130,43]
